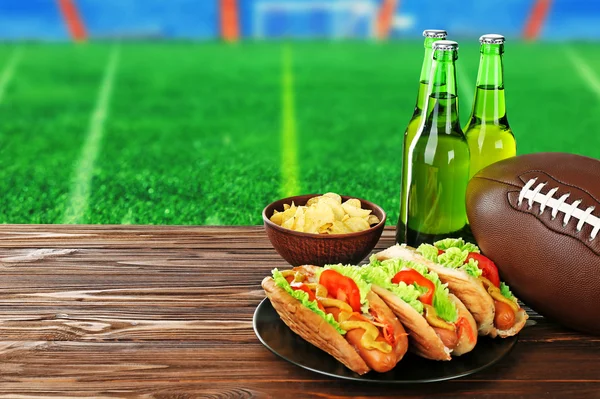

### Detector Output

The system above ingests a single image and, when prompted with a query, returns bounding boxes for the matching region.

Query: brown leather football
[466,152,600,335]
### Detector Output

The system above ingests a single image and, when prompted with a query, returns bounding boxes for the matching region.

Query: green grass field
[0,41,598,225]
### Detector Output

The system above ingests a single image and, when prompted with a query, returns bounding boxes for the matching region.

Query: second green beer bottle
[464,34,516,178]
[399,30,447,228]
[397,40,470,246]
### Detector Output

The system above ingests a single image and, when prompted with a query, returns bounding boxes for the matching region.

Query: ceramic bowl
[262,194,386,266]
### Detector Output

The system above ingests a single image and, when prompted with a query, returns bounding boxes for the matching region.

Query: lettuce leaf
[418,239,516,302]
[464,258,483,278]
[361,258,423,314]
[407,261,458,322]
[434,238,480,253]
[324,264,371,314]
[416,243,483,278]
[417,244,439,262]
[500,282,515,301]
[272,269,346,334]
[438,247,469,268]
[362,257,457,323]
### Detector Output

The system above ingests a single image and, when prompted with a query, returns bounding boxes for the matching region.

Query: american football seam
[470,176,522,189]
[473,172,600,206]
[505,190,600,256]
[517,169,600,205]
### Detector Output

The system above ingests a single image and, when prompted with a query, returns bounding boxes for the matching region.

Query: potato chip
[303,216,319,234]
[318,223,333,234]
[302,205,332,234]
[344,216,371,232]
[271,193,376,235]
[312,202,335,227]
[282,214,295,230]
[367,214,381,226]
[270,211,284,225]
[342,201,372,218]
[317,196,345,220]
[343,198,361,208]
[306,196,321,207]
[328,220,351,234]
[293,206,306,232]
[323,192,342,204]
[280,203,297,226]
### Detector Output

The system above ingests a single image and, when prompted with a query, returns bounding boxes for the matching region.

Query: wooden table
[0,225,598,398]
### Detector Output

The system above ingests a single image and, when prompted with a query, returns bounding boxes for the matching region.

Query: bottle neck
[415,38,443,111]
[423,50,461,132]
[473,44,506,121]
[419,38,439,82]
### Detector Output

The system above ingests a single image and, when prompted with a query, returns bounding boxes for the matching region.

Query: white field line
[564,47,600,98]
[63,46,120,224]
[280,45,299,198]
[0,48,22,104]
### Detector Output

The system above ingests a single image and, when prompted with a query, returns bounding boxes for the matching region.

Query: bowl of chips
[262,193,386,266]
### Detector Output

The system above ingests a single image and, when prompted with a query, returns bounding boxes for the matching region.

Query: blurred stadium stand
[0,0,597,41]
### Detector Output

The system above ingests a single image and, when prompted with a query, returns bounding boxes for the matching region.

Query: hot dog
[494,300,516,331]
[323,291,405,373]
[262,266,408,375]
[434,327,459,349]
[375,238,528,338]
[357,256,478,360]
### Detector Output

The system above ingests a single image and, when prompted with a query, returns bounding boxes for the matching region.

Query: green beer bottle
[404,30,448,146]
[464,34,516,178]
[397,40,470,246]
[400,30,447,225]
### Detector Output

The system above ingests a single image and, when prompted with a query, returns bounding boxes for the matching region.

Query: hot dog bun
[262,276,370,375]
[375,244,527,338]
[371,284,451,361]
[489,308,528,338]
[451,294,478,355]
[376,244,496,335]
[274,265,408,372]
[324,293,408,373]
[364,290,409,371]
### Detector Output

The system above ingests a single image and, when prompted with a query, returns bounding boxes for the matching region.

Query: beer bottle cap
[423,30,447,38]
[479,34,505,44]
[432,40,459,51]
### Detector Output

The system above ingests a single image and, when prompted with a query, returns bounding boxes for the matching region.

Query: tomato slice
[391,269,435,305]
[290,283,325,311]
[456,316,476,343]
[466,252,500,287]
[319,269,362,313]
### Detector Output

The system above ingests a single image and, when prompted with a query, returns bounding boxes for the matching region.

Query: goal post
[252,0,378,39]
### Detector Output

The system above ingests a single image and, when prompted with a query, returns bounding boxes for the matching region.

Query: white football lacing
[518,178,599,241]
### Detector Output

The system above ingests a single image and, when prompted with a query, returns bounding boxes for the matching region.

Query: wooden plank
[0,225,273,249]
[0,339,597,396]
[0,225,596,398]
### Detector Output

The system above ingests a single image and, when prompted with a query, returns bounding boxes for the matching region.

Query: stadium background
[0,0,598,225]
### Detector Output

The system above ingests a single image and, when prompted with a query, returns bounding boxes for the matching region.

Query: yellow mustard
[480,277,519,312]
[339,320,392,353]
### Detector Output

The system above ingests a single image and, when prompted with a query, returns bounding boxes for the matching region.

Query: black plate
[253,298,517,383]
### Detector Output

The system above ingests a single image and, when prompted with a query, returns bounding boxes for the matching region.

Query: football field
[0,41,598,225]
